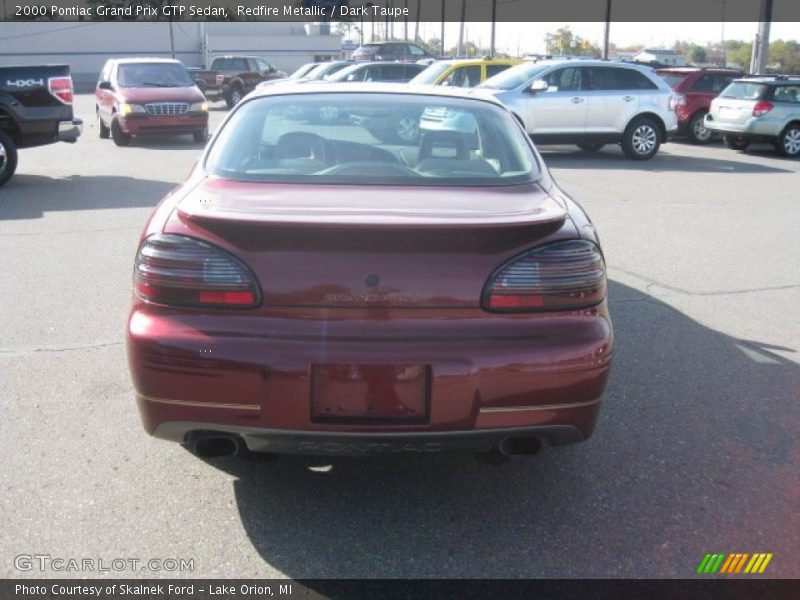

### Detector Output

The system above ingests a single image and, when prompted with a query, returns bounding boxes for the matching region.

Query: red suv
[96,58,209,146]
[657,67,743,144]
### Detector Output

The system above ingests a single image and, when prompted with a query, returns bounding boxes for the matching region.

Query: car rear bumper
[57,119,83,143]
[127,305,613,453]
[705,114,780,139]
[119,113,208,135]
[155,421,586,455]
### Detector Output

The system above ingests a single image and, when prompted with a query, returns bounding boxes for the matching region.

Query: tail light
[215,74,225,86]
[752,101,773,117]
[48,76,74,104]
[134,234,260,308]
[670,93,685,111]
[483,240,606,312]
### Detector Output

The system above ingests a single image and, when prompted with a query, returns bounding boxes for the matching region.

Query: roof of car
[249,82,506,105]
[433,58,526,67]
[110,58,183,65]
[656,66,742,73]
[735,75,800,84]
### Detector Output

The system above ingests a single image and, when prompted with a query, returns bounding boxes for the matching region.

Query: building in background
[633,48,687,66]
[0,22,343,91]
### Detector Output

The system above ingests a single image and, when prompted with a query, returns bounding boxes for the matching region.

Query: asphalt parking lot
[1,94,798,579]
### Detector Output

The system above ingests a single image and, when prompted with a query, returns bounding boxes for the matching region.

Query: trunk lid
[167,178,571,309]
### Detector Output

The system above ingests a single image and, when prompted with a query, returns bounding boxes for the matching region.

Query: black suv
[352,42,433,62]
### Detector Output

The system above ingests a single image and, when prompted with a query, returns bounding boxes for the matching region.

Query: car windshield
[721,82,768,100]
[411,62,454,85]
[117,63,194,88]
[307,62,350,80]
[658,72,691,89]
[480,62,547,90]
[206,93,538,186]
[290,63,317,79]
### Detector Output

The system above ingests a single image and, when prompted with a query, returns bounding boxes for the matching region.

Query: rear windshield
[720,82,768,100]
[306,62,350,80]
[480,62,547,90]
[658,72,690,89]
[411,62,453,85]
[206,93,538,186]
[117,63,194,88]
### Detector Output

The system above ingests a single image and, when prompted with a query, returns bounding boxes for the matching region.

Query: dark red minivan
[126,84,613,461]
[96,58,209,146]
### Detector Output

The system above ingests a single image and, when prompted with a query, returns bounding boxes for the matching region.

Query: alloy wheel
[783,128,800,156]
[692,117,712,143]
[632,124,657,155]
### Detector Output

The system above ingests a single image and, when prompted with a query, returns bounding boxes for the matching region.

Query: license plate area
[311,364,430,424]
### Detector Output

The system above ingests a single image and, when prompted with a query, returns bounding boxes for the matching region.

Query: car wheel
[394,116,420,144]
[776,124,800,158]
[226,87,243,108]
[111,116,132,147]
[688,111,713,144]
[622,116,661,160]
[97,111,110,139]
[577,141,605,152]
[722,135,749,151]
[0,129,19,188]
[193,128,208,144]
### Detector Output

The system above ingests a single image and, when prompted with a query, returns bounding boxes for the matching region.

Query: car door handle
[571,97,584,104]
[622,96,635,102]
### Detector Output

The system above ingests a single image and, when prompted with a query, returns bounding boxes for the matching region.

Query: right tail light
[483,240,606,312]
[134,234,260,309]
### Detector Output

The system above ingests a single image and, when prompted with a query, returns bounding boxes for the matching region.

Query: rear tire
[722,135,749,151]
[0,129,19,188]
[622,116,661,160]
[226,86,243,108]
[577,141,605,152]
[775,124,800,158]
[111,117,131,147]
[687,111,713,144]
[97,111,110,139]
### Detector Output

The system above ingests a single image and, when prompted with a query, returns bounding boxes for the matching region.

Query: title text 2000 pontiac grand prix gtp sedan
[126,84,613,460]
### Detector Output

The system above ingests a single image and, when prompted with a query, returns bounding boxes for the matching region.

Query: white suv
[480,60,678,160]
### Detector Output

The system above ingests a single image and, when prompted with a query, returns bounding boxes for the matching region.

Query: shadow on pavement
[198,281,800,578]
[541,147,793,173]
[0,175,176,220]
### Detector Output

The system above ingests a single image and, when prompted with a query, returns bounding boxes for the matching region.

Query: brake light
[483,240,606,312]
[215,74,224,86]
[48,76,74,104]
[670,93,685,111]
[752,101,773,117]
[134,234,260,308]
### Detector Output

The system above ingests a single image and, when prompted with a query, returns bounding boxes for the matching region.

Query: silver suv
[480,59,678,160]
[705,76,800,158]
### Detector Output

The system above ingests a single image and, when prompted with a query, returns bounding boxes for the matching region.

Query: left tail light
[48,76,74,104]
[670,93,685,111]
[483,240,606,312]
[134,234,260,308]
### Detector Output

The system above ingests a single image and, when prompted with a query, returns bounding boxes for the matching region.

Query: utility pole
[490,0,497,58]
[404,0,408,41]
[719,0,727,66]
[602,0,611,59]
[754,0,772,75]
[441,0,446,56]
[458,0,466,56]
[414,0,420,43]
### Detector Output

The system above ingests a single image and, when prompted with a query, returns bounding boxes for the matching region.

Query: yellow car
[410,58,526,88]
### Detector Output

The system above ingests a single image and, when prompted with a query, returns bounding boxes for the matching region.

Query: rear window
[658,72,691,89]
[480,62,548,90]
[117,63,194,88]
[721,82,768,100]
[206,94,538,186]
[411,62,454,85]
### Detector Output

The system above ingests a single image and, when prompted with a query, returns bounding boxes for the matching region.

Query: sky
[392,21,800,54]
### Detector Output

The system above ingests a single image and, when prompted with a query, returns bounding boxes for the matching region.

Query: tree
[544,26,599,57]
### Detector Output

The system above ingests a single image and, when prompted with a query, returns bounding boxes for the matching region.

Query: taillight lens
[48,76,74,104]
[752,101,773,117]
[483,240,606,312]
[134,234,260,308]
[670,93,685,111]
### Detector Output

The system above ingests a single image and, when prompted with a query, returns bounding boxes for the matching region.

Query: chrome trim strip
[479,398,601,414]
[141,395,260,411]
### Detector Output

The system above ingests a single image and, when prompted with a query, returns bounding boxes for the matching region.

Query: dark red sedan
[126,84,613,460]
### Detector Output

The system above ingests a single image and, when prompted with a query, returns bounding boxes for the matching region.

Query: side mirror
[98,81,112,90]
[529,79,548,93]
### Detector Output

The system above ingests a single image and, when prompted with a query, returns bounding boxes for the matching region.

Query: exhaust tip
[499,436,543,457]
[187,433,244,458]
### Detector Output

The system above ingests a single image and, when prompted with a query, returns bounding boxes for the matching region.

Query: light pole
[490,0,497,58]
[719,0,727,66]
[602,0,612,60]
[441,0,446,56]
